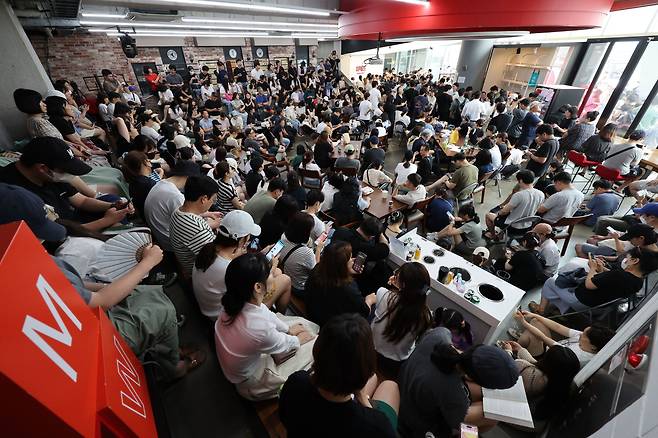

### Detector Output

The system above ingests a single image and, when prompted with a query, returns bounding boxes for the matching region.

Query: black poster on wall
[223,47,243,61]
[252,46,269,61]
[159,47,188,79]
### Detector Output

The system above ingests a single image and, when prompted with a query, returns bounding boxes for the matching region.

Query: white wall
[339,53,384,81]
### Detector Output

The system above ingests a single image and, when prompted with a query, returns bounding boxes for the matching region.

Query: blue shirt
[255,94,268,105]
[199,118,213,131]
[586,192,620,225]
[426,198,454,232]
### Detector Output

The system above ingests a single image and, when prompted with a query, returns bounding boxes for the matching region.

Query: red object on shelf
[0,222,99,437]
[339,0,615,40]
[0,221,157,437]
[95,308,157,438]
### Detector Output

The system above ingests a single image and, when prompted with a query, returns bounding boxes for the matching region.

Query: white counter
[389,229,526,343]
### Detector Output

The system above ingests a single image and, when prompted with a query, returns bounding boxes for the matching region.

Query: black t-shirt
[332,227,390,261]
[314,141,334,169]
[233,67,247,83]
[204,99,222,111]
[48,116,76,136]
[526,138,558,178]
[0,162,78,220]
[575,270,643,307]
[508,250,545,290]
[245,171,263,198]
[305,276,369,326]
[279,371,396,438]
[128,175,156,219]
[363,147,385,169]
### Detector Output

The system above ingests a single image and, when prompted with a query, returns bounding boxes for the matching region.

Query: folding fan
[87,232,152,282]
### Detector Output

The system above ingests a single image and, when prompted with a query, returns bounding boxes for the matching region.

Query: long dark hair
[534,346,580,419]
[221,253,270,324]
[402,149,414,169]
[310,241,353,290]
[377,262,432,344]
[434,307,473,346]
[122,151,148,183]
[194,233,241,272]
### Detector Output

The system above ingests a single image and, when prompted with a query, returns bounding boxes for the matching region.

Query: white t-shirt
[140,125,162,143]
[395,162,418,186]
[192,254,230,319]
[395,185,427,206]
[358,100,373,121]
[143,180,184,251]
[369,87,381,108]
[506,148,524,166]
[538,238,560,277]
[557,329,595,366]
[371,288,418,361]
[320,182,339,211]
[541,188,585,224]
[489,146,502,170]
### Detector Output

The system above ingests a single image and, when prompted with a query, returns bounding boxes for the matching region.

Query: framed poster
[252,46,269,61]
[223,47,243,61]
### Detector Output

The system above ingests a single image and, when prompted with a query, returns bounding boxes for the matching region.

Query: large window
[581,41,639,114]
[572,43,610,91]
[609,42,658,135]
[636,93,658,148]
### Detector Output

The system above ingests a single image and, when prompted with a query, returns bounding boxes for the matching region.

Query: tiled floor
[155,136,635,437]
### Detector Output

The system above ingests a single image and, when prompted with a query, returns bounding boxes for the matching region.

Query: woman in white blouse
[371,262,432,379]
[215,252,319,401]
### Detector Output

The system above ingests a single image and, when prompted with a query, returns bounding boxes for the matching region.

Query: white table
[389,229,526,343]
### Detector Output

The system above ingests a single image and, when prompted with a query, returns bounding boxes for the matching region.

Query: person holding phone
[193,210,291,320]
[305,241,376,326]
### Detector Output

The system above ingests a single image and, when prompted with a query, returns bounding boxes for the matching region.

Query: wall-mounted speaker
[120,34,138,58]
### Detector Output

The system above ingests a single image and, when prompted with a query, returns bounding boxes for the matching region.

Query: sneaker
[507,328,521,340]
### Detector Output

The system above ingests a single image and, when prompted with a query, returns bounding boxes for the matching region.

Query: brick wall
[27,31,318,96]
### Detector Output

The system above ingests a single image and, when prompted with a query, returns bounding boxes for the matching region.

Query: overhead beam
[19,17,81,28]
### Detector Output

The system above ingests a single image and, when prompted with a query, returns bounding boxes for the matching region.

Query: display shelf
[505,63,551,69]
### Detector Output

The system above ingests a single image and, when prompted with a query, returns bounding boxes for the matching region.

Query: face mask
[621,258,630,270]
[640,216,648,224]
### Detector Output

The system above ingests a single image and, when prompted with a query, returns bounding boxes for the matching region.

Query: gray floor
[154,136,635,438]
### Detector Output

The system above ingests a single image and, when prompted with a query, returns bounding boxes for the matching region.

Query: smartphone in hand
[352,251,367,274]
[265,240,285,261]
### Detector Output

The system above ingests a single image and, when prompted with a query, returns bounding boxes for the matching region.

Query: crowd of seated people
[5,58,658,437]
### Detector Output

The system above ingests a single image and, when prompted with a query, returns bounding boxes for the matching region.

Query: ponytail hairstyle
[434,307,473,346]
[585,111,600,122]
[221,253,270,324]
[194,233,241,272]
[378,262,432,344]
[402,149,414,169]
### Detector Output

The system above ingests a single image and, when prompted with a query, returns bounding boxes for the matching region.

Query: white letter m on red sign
[114,336,146,419]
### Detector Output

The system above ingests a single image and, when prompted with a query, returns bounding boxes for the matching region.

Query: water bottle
[455,273,465,293]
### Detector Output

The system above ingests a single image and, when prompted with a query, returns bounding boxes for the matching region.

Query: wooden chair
[333,166,358,177]
[551,214,593,256]
[404,195,435,231]
[299,168,326,190]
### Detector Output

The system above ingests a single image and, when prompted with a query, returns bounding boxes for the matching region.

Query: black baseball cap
[20,137,92,176]
[0,183,66,242]
[621,223,657,244]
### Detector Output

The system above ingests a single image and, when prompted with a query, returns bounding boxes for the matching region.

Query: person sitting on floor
[433,307,474,351]
[371,262,432,379]
[305,241,376,326]
[529,246,658,316]
[398,328,519,437]
[279,314,399,437]
[576,223,658,261]
[214,252,318,401]
[508,309,615,366]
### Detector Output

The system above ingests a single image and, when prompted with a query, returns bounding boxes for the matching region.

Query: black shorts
[494,214,508,229]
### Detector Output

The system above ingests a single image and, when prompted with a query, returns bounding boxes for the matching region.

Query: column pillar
[456,39,494,90]
[0,2,52,141]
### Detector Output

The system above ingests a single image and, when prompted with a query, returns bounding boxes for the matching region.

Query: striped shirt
[214,179,238,213]
[169,209,215,277]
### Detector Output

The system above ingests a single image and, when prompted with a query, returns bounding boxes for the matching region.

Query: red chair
[595,165,627,183]
[567,151,600,183]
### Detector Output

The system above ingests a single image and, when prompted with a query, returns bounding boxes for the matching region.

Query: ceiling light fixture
[151,0,331,16]
[181,16,337,27]
[80,12,128,18]
[80,20,336,33]
[394,0,430,4]
[103,31,268,38]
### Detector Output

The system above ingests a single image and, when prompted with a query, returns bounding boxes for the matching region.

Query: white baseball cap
[173,134,191,149]
[46,89,67,100]
[218,210,261,239]
[473,247,490,259]
[226,157,238,171]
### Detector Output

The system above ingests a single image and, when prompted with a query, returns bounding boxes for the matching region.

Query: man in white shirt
[121,84,142,106]
[394,173,427,206]
[358,95,373,122]
[139,113,162,143]
[144,161,200,252]
[461,91,487,122]
[537,171,584,224]
[250,63,264,81]
[369,81,382,108]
